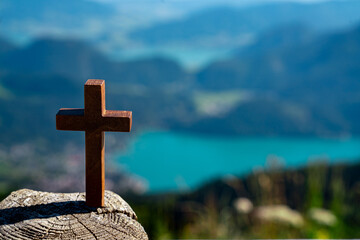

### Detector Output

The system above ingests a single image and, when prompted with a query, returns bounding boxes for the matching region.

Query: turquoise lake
[116,131,360,192]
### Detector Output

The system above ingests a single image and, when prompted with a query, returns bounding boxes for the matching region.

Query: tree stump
[0,189,148,239]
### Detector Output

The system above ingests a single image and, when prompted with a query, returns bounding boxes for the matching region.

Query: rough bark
[0,189,148,239]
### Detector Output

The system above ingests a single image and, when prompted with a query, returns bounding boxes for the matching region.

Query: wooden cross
[56,79,132,207]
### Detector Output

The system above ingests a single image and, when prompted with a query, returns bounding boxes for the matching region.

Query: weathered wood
[56,79,132,207]
[0,189,148,239]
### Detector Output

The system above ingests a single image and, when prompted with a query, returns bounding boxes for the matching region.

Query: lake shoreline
[115,130,360,193]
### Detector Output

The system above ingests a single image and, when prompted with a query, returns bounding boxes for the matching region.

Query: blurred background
[1,0,360,238]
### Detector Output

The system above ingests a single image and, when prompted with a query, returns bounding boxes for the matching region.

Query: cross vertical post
[84,80,106,207]
[85,131,105,207]
[56,79,132,207]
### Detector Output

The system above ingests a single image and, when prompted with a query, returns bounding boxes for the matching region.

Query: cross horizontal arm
[56,109,131,132]
[100,110,132,132]
[56,108,85,131]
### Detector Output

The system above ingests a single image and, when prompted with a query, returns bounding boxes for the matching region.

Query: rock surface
[0,189,148,239]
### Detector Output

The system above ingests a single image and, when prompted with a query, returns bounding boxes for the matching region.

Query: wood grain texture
[0,189,148,240]
[56,79,132,207]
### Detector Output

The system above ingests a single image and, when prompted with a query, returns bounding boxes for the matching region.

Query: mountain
[0,38,192,144]
[0,38,16,55]
[130,1,360,47]
[0,38,190,87]
[2,22,360,142]
[236,24,315,58]
[0,39,111,81]
[3,0,360,70]
[283,24,360,101]
[197,24,360,95]
[192,24,360,136]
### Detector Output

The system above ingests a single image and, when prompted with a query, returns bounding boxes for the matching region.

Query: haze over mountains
[1,17,360,143]
[130,1,360,47]
[2,0,360,68]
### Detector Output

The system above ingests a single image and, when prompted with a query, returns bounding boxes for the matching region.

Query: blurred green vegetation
[124,161,360,239]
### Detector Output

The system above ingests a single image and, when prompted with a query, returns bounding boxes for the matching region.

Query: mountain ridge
[1,23,360,143]
[130,1,360,47]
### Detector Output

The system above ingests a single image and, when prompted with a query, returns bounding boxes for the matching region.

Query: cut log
[0,189,148,239]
